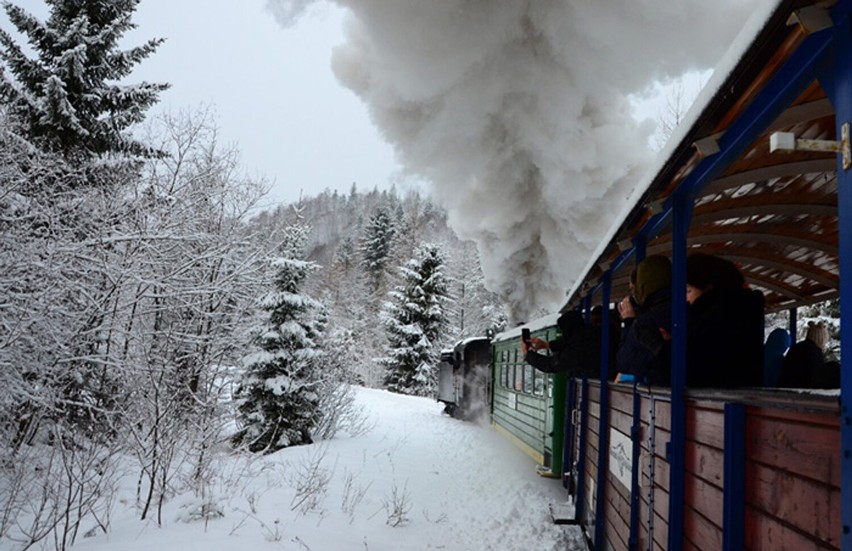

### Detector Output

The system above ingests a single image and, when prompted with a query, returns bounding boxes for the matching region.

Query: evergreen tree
[446,241,507,341]
[335,235,355,275]
[378,244,450,396]
[0,0,168,159]
[233,220,325,453]
[361,205,397,291]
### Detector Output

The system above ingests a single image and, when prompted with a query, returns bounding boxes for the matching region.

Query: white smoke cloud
[268,0,763,323]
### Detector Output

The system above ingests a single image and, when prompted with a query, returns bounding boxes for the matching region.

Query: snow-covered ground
[72,387,585,551]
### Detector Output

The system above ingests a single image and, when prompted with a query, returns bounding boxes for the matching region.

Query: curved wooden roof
[565,1,845,313]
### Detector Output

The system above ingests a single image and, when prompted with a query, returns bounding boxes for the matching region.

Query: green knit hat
[635,255,671,305]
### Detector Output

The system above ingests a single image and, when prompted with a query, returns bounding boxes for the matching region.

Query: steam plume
[269,0,762,323]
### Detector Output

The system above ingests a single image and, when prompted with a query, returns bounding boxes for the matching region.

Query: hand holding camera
[521,328,548,353]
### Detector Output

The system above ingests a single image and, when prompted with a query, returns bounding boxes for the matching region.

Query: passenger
[763,328,791,387]
[683,253,765,388]
[778,321,830,388]
[535,310,584,355]
[811,360,840,388]
[523,310,602,378]
[614,255,672,385]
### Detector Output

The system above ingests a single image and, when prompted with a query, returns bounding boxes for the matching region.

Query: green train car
[490,314,567,477]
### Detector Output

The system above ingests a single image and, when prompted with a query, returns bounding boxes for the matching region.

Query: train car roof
[563,0,843,313]
[494,312,561,342]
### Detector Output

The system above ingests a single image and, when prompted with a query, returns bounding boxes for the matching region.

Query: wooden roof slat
[720,250,837,289]
[765,97,834,133]
[647,224,838,256]
[701,157,836,196]
[690,202,836,226]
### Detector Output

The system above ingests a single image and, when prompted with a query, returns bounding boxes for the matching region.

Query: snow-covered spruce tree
[446,240,507,340]
[233,218,326,453]
[361,204,397,292]
[0,0,167,160]
[378,244,450,396]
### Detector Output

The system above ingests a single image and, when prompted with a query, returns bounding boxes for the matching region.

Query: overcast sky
[13,0,401,207]
[131,0,405,207]
[9,0,695,210]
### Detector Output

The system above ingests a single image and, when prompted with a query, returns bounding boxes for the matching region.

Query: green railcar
[490,315,566,477]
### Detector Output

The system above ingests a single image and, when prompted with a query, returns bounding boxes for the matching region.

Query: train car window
[523,363,534,393]
[533,370,545,395]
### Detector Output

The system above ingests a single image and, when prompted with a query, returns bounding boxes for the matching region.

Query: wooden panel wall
[583,383,601,535]
[570,381,841,551]
[684,402,725,550]
[605,387,634,551]
[744,406,840,550]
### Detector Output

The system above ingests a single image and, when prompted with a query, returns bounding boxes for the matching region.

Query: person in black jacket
[682,253,765,388]
[614,255,672,385]
[779,321,830,388]
[763,327,791,387]
[523,310,602,378]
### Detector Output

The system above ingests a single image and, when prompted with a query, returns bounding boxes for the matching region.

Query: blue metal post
[594,273,612,549]
[634,237,647,264]
[833,4,852,548]
[629,240,646,551]
[667,189,692,549]
[723,403,746,551]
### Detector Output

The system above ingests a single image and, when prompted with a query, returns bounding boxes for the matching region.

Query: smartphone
[521,328,531,346]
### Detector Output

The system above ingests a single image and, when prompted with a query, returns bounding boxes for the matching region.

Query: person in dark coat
[682,253,765,388]
[763,328,791,387]
[779,321,830,388]
[614,255,672,385]
[523,310,602,378]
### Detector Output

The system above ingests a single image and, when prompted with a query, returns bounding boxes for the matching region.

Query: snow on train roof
[563,0,783,305]
[494,312,561,341]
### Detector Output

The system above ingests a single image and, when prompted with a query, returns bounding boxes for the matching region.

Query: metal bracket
[769,122,852,170]
[787,6,834,34]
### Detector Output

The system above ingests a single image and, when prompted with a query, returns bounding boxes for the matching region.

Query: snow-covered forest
[0,2,508,549]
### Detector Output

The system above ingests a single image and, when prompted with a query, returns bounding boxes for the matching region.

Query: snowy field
[68,387,585,551]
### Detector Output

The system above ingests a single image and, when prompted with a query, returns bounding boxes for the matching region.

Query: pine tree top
[0,0,168,159]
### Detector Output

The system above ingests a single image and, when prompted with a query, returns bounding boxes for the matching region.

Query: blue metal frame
[722,403,746,551]
[584,18,836,317]
[832,2,852,547]
[593,274,612,549]
[629,27,835,257]
[667,189,692,549]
